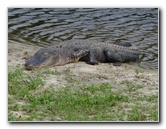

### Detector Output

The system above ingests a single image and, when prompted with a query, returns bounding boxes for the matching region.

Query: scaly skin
[25,39,139,70]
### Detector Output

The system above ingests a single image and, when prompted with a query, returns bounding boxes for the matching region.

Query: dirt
[8,41,158,95]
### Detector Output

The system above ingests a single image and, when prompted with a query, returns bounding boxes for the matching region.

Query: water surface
[8,8,158,69]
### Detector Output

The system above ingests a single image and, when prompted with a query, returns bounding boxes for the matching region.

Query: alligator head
[25,48,65,70]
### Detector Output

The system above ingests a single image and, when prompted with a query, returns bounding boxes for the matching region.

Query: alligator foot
[87,60,99,65]
[113,62,122,66]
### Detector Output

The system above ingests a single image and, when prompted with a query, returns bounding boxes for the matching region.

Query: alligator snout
[25,62,35,70]
[24,54,45,70]
[24,48,62,70]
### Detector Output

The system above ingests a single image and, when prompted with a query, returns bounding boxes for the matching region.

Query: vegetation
[8,66,158,121]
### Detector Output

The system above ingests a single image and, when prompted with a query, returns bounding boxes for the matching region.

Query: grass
[8,66,158,121]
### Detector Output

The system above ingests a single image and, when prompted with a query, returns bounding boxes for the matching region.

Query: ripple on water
[8,8,158,69]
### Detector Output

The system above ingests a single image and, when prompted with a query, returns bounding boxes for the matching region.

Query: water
[8,8,158,69]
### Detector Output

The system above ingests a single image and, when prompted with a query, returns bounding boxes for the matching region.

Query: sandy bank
[8,41,158,95]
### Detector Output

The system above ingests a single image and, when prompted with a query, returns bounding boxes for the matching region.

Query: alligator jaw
[24,63,40,70]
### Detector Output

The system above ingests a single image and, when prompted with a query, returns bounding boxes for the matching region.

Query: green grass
[8,67,158,121]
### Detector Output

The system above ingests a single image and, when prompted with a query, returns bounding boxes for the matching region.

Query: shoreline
[8,41,158,90]
[8,41,159,121]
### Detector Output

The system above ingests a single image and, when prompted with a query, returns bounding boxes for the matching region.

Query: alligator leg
[83,49,99,65]
[79,49,99,65]
[88,53,99,65]
[104,49,123,66]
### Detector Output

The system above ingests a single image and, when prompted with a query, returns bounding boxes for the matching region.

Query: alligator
[24,39,139,70]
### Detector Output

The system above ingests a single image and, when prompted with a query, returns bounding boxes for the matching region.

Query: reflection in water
[8,8,158,69]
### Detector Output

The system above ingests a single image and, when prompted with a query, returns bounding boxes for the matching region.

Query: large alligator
[25,39,139,70]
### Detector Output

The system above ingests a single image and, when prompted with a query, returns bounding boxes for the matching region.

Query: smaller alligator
[25,39,139,70]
